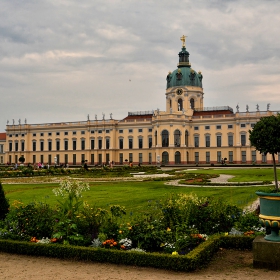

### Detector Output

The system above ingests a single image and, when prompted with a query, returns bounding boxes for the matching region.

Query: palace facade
[3,37,279,166]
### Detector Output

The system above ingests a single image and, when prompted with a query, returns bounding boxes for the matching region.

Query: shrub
[0,182,9,220]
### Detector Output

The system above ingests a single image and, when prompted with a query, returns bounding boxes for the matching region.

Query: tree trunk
[272,153,278,191]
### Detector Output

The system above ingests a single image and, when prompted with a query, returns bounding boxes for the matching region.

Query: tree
[249,115,280,191]
[0,182,9,220]
[19,155,25,164]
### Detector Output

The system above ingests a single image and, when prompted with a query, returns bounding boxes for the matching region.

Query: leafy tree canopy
[249,115,280,155]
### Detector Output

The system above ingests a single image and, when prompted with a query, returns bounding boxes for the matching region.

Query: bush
[0,182,9,220]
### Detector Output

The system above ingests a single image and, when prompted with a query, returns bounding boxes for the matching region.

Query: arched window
[185,130,189,147]
[169,99,172,110]
[174,129,181,147]
[190,98,195,109]
[178,98,183,111]
[162,151,169,164]
[162,130,169,147]
[175,151,181,164]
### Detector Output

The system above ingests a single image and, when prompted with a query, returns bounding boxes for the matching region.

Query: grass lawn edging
[0,235,254,271]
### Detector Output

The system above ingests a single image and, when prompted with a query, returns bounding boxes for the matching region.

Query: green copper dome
[166,45,203,89]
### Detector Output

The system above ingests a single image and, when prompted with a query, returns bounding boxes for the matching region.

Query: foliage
[249,115,280,190]
[53,179,90,219]
[18,156,25,164]
[1,201,55,240]
[0,182,9,220]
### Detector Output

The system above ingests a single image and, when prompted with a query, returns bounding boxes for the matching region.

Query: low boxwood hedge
[0,235,254,271]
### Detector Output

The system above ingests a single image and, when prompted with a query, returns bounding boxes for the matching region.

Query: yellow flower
[225,232,229,236]
[166,227,171,232]
[172,251,178,255]
[119,230,123,234]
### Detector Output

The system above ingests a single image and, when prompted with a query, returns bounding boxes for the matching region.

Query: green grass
[184,167,278,182]
[3,180,269,213]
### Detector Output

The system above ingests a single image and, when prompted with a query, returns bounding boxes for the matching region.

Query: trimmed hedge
[0,235,255,271]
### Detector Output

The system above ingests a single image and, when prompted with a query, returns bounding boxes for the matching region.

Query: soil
[0,249,279,280]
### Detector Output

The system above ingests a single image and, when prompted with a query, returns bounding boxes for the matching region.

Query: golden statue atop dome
[180,35,187,47]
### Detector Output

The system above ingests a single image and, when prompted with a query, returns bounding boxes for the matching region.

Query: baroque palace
[1,36,279,166]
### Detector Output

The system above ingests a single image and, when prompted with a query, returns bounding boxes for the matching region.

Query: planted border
[0,235,254,271]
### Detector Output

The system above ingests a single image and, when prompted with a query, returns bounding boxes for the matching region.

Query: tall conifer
[0,182,9,220]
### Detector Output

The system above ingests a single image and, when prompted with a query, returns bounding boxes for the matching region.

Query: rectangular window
[216,135,222,147]
[148,128,152,132]
[229,151,233,163]
[228,124,233,129]
[216,125,221,129]
[106,153,110,164]
[241,124,246,128]
[40,141,44,151]
[48,141,52,151]
[56,140,60,151]
[194,136,199,147]
[64,140,68,151]
[241,134,246,146]
[106,130,110,133]
[0,145,3,153]
[205,135,210,147]
[73,131,77,135]
[98,154,102,165]
[15,134,18,137]
[48,154,51,165]
[91,139,95,150]
[40,155,44,164]
[149,153,152,164]
[119,130,123,133]
[15,142,18,152]
[33,142,36,151]
[81,139,85,150]
[138,138,143,149]
[149,137,152,148]
[139,153,143,164]
[194,126,199,131]
[48,132,52,136]
[40,133,44,136]
[252,150,256,163]
[241,151,246,163]
[195,152,199,164]
[64,154,68,164]
[56,132,60,136]
[98,139,102,149]
[73,140,76,150]
[90,154,94,165]
[91,130,95,134]
[138,129,143,133]
[119,138,123,149]
[106,138,110,149]
[33,155,36,164]
[81,154,85,163]
[73,154,76,165]
[9,142,12,151]
[129,153,133,163]
[129,129,133,133]
[81,131,85,135]
[262,153,267,163]
[33,133,36,137]
[129,138,133,149]
[251,123,255,128]
[119,153,123,164]
[64,132,68,135]
[205,126,210,130]
[206,151,210,164]
[228,135,233,146]
[217,151,221,163]
[98,130,102,134]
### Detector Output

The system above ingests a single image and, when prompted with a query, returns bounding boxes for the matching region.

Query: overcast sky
[1,0,280,131]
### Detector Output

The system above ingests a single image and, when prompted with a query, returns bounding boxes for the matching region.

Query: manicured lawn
[184,167,278,182]
[3,180,269,213]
